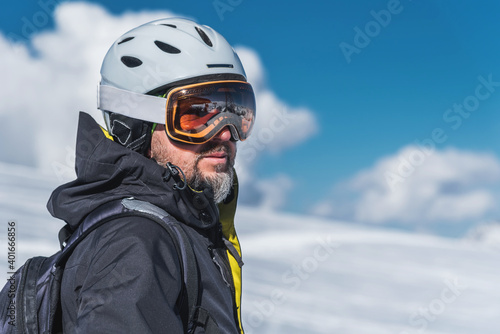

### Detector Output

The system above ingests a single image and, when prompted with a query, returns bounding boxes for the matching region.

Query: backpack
[0,198,220,334]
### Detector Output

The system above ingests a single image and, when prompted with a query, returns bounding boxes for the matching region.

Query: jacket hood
[47,112,219,231]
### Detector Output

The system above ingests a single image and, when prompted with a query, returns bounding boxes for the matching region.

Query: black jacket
[47,112,243,333]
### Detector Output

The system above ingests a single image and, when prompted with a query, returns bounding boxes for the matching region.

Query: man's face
[149,124,237,203]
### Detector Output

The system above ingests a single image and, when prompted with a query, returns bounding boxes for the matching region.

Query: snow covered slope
[1,162,499,333]
[237,208,500,333]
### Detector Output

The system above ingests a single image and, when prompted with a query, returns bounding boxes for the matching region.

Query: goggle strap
[98,85,166,124]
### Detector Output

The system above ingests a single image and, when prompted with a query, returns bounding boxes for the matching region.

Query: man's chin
[190,167,234,204]
[199,168,231,184]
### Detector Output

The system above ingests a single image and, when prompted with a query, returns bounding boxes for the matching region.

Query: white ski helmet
[100,17,247,95]
[97,18,250,153]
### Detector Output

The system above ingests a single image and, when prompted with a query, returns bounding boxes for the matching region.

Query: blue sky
[2,0,500,235]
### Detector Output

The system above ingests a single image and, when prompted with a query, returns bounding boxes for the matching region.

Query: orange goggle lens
[165,81,256,144]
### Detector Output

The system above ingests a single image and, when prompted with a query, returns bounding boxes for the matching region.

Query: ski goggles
[98,80,256,144]
[165,80,256,144]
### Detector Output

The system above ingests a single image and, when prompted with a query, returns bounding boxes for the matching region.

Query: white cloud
[0,2,177,177]
[235,47,317,155]
[255,174,293,211]
[233,46,266,91]
[312,145,500,227]
[234,47,318,207]
[0,2,318,209]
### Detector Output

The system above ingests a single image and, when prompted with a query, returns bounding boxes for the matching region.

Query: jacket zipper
[208,243,240,329]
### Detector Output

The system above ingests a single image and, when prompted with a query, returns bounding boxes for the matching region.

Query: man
[47,18,255,333]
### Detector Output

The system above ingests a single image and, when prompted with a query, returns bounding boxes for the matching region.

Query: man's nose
[214,126,233,142]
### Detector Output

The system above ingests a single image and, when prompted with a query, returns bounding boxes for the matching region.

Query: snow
[237,208,500,333]
[1,162,499,333]
[465,222,500,250]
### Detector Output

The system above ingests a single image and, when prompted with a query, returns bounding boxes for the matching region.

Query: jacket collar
[47,112,219,231]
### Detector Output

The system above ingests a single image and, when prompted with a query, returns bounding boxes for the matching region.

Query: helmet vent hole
[207,64,234,68]
[195,27,213,47]
[154,40,181,54]
[117,37,134,45]
[160,24,177,28]
[121,56,143,68]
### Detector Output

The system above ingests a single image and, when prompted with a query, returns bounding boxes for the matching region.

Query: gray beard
[151,142,235,204]
[189,163,234,204]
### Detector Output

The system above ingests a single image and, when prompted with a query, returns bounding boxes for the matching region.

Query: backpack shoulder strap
[1,198,202,334]
[120,199,221,334]
[58,197,204,333]
[120,198,201,332]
